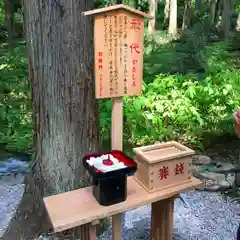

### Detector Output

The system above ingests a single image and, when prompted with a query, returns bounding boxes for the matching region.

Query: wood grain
[111,97,123,239]
[151,197,175,240]
[43,177,202,232]
[82,4,152,19]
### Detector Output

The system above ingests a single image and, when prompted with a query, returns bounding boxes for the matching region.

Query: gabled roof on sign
[82,4,152,19]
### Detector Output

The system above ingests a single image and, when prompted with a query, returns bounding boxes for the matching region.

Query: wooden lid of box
[133,141,195,164]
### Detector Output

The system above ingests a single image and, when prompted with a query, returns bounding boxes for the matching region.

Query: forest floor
[99,191,240,240]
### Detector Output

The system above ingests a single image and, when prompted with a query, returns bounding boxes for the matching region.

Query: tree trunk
[3,0,99,239]
[148,0,157,34]
[236,11,240,31]
[221,0,234,39]
[164,0,170,27]
[208,0,218,27]
[168,0,177,36]
[214,0,222,27]
[182,0,191,30]
[195,0,201,10]
[3,0,15,45]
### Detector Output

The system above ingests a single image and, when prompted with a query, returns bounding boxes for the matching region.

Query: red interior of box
[84,150,136,174]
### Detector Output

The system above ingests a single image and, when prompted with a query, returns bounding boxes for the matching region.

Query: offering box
[133,141,195,193]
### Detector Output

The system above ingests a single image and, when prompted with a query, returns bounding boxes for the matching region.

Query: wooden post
[151,196,175,240]
[112,97,123,151]
[111,97,123,240]
[78,220,99,240]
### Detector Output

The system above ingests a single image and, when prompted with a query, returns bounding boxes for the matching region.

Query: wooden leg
[112,213,122,240]
[151,196,175,240]
[78,221,98,240]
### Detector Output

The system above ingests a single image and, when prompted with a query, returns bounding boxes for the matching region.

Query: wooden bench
[44,176,202,240]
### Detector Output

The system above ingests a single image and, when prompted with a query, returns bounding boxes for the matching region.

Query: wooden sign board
[84,5,150,99]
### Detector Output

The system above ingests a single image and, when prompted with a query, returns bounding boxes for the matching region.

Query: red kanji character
[130,43,140,54]
[132,59,138,65]
[132,81,136,87]
[99,65,103,70]
[159,166,169,180]
[98,52,103,57]
[132,66,137,73]
[174,163,184,175]
[130,18,141,30]
[99,58,103,63]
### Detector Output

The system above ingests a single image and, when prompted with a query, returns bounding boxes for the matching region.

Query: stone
[192,155,212,166]
[205,184,221,191]
[193,170,235,191]
[218,180,231,189]
[198,172,225,181]
[0,159,29,175]
[214,163,237,173]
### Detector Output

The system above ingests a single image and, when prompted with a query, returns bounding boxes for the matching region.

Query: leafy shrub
[1,32,240,154]
[123,71,238,150]
[0,44,32,153]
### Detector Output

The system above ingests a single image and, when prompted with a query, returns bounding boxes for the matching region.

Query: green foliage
[100,33,240,151]
[1,31,240,154]
[0,0,3,25]
[1,0,240,154]
[0,42,32,153]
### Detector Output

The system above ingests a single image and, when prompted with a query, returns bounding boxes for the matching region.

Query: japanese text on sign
[98,52,103,96]
[94,11,144,99]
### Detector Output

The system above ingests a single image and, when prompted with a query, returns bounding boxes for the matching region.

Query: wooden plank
[111,97,123,150]
[112,213,122,240]
[78,223,97,240]
[82,4,152,19]
[111,97,123,239]
[151,196,175,240]
[43,177,202,233]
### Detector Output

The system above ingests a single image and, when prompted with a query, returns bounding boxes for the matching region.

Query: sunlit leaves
[0,43,32,153]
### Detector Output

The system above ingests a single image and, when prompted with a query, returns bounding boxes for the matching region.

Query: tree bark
[195,0,201,10]
[236,11,240,31]
[221,0,234,39]
[208,0,218,27]
[214,0,222,26]
[148,0,157,34]
[3,0,99,239]
[3,0,15,45]
[182,0,191,30]
[168,0,177,36]
[164,0,170,27]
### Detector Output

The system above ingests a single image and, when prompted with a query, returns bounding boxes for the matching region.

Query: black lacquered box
[83,150,137,206]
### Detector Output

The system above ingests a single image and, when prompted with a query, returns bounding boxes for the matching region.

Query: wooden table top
[43,176,202,232]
